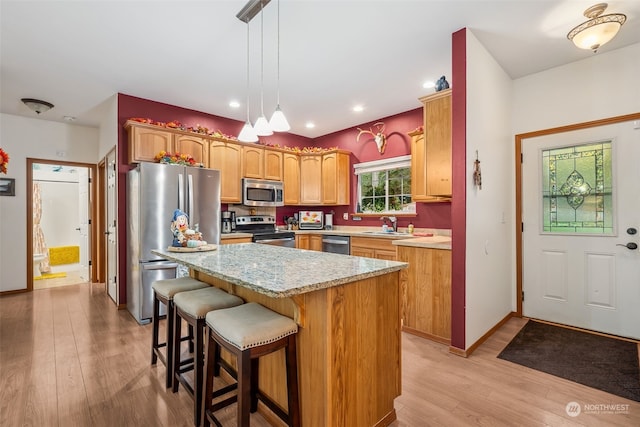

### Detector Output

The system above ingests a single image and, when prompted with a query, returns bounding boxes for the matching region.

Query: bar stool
[151,277,209,388]
[202,302,300,427]
[172,287,244,427]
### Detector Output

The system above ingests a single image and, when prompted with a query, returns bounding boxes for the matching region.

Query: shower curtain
[33,183,51,274]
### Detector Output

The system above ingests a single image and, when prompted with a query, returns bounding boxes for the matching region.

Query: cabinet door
[321,152,350,205]
[295,234,310,250]
[351,245,374,258]
[209,139,242,203]
[264,149,283,181]
[424,91,451,196]
[374,249,397,261]
[128,126,173,163]
[174,134,208,167]
[283,153,300,205]
[309,235,323,252]
[243,146,264,179]
[300,155,322,204]
[409,130,428,201]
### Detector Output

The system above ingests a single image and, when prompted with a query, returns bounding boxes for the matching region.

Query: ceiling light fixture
[237,22,259,142]
[21,98,54,114]
[252,1,273,136]
[567,3,626,53]
[268,0,290,132]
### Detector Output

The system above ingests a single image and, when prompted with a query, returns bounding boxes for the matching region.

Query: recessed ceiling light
[422,81,435,89]
[305,122,315,129]
[229,100,241,108]
[352,105,364,112]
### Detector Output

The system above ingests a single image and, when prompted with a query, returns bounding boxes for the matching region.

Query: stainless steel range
[235,215,295,248]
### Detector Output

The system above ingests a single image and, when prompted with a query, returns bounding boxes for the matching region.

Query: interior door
[522,120,639,339]
[106,150,118,303]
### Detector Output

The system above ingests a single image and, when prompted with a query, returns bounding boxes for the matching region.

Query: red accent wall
[451,28,467,350]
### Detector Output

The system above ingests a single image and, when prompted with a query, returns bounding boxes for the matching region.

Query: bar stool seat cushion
[206,302,298,351]
[173,287,244,319]
[152,277,208,300]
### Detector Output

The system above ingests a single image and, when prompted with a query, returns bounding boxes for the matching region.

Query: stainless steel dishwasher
[322,235,350,254]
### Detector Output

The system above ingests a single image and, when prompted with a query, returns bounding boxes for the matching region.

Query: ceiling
[1,1,639,139]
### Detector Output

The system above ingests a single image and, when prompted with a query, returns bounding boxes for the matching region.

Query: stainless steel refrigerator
[126,162,221,324]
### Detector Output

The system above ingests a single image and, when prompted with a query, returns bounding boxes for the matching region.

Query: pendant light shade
[238,121,258,142]
[567,3,626,53]
[269,105,290,132]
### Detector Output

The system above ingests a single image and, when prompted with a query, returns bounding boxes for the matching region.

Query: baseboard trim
[449,311,517,358]
[402,326,450,346]
[374,408,397,427]
[0,288,28,296]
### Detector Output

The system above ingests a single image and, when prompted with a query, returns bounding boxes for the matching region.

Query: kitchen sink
[360,231,408,236]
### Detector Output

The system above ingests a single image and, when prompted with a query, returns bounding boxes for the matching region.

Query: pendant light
[238,22,258,143]
[269,0,290,132]
[253,1,273,136]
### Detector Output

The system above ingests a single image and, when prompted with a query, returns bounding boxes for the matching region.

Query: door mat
[498,320,640,402]
[34,272,67,280]
[49,246,80,265]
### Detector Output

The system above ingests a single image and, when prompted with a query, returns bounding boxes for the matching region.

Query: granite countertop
[392,235,451,250]
[152,244,407,298]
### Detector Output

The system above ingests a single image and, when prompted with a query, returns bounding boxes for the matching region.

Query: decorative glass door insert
[541,140,613,235]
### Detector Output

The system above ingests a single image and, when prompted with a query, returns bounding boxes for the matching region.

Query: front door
[521,119,639,339]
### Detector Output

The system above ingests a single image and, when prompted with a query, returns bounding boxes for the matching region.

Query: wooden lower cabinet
[350,236,397,260]
[397,246,451,344]
[220,236,252,244]
[295,234,309,250]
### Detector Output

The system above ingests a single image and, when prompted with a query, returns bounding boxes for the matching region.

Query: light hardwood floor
[1,283,638,427]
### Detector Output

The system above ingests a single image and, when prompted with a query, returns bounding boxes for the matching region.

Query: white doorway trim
[27,158,98,291]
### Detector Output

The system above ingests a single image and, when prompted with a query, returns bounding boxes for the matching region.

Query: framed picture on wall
[0,178,15,196]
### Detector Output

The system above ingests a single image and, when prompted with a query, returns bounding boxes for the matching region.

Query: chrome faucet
[381,216,397,232]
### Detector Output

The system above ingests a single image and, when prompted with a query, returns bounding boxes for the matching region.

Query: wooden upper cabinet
[127,124,173,163]
[264,149,283,181]
[242,145,264,179]
[299,154,322,205]
[321,151,350,205]
[174,134,209,167]
[283,152,300,205]
[413,89,452,201]
[209,138,242,203]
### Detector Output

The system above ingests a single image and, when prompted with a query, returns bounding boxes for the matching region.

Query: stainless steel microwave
[242,178,284,207]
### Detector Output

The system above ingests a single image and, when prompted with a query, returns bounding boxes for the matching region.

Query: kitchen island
[152,244,408,427]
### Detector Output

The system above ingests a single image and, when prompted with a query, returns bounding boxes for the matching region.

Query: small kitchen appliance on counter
[325,213,334,230]
[298,211,324,230]
[221,211,233,234]
[235,215,295,247]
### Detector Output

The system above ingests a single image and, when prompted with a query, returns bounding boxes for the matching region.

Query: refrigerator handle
[178,173,184,211]
[187,173,194,220]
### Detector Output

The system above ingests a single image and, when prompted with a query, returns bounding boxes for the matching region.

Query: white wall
[464,30,514,348]
[98,94,118,159]
[513,43,640,134]
[0,114,99,291]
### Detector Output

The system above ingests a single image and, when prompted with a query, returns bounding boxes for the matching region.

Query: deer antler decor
[356,122,387,154]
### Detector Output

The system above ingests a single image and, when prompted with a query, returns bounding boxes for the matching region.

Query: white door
[106,151,118,303]
[78,168,90,281]
[522,120,640,339]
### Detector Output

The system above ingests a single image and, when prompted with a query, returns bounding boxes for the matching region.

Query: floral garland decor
[0,148,9,174]
[154,151,198,166]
